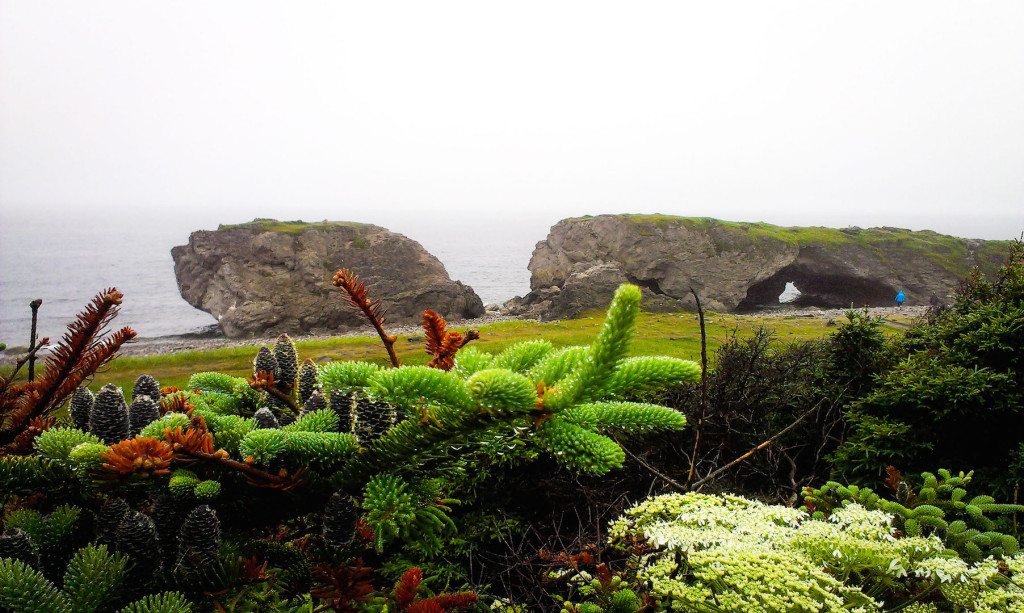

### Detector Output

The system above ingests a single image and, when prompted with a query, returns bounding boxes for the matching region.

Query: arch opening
[736,264,897,312]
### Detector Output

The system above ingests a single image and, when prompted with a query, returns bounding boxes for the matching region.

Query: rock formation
[505,215,1009,319]
[172,220,484,338]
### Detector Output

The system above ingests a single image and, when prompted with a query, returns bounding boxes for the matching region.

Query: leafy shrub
[806,467,1024,562]
[607,492,1024,612]
[833,243,1024,493]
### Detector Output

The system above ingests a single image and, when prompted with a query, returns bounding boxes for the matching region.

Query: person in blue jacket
[895,289,906,308]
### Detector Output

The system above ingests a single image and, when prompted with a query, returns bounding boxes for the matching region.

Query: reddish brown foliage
[1,289,135,453]
[310,560,375,612]
[165,415,215,455]
[395,567,423,608]
[421,310,479,371]
[101,437,173,479]
[406,593,477,613]
[884,465,903,492]
[332,268,401,367]
[393,566,476,612]
[160,391,194,415]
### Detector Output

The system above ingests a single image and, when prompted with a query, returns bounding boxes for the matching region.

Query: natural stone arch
[736,262,898,311]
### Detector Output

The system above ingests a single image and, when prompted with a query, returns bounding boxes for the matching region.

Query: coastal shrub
[656,312,890,501]
[805,467,1024,562]
[833,242,1024,494]
[605,492,1024,612]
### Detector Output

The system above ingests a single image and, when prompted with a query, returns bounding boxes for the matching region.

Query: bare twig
[686,286,708,487]
[621,443,686,492]
[27,299,41,381]
[691,399,825,492]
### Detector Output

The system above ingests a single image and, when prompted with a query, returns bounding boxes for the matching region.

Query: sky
[1,1,1023,240]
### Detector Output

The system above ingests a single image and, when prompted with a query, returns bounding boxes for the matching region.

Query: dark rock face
[505,215,1009,319]
[172,220,484,338]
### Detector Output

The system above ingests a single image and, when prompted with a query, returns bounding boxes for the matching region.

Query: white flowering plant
[606,492,1024,612]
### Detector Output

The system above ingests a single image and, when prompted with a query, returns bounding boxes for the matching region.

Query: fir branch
[332,268,400,367]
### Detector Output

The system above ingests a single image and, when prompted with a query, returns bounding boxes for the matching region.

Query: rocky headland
[171,219,484,338]
[504,214,1009,320]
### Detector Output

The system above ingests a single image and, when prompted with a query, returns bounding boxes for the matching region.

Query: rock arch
[737,262,898,311]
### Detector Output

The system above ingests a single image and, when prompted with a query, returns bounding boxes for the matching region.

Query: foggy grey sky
[1,1,1022,239]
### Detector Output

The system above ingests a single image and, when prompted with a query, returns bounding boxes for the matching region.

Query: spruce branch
[332,268,400,367]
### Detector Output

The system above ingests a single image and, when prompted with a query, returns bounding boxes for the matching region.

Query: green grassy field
[71,310,914,392]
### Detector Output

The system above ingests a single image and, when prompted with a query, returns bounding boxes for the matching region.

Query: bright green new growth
[805,468,1024,561]
[335,283,692,478]
[68,443,109,473]
[371,366,473,412]
[452,347,494,378]
[193,480,221,501]
[535,418,625,473]
[362,474,455,554]
[561,402,688,434]
[140,413,191,439]
[0,551,192,613]
[466,369,538,416]
[0,558,70,613]
[116,592,191,613]
[239,429,358,467]
[318,361,380,396]
[603,357,702,399]
[529,346,589,386]
[490,340,554,373]
[282,408,339,433]
[34,428,102,461]
[62,544,126,613]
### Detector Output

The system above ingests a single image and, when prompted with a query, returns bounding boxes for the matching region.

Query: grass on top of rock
[566,214,1010,275]
[81,310,914,393]
[216,218,372,234]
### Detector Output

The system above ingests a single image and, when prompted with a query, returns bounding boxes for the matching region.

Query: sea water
[0,216,540,343]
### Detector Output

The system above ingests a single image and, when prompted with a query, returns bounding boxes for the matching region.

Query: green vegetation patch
[217,218,371,234]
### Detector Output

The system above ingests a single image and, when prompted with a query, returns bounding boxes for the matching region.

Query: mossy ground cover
[81,310,914,392]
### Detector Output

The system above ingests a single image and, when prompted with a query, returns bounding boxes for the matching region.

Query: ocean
[0,216,542,343]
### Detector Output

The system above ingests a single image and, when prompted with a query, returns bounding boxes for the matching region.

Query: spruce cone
[0,527,39,568]
[89,384,130,444]
[128,395,161,436]
[322,492,358,547]
[132,374,162,402]
[96,496,130,546]
[253,347,280,380]
[116,510,161,580]
[273,334,299,391]
[353,392,397,445]
[69,387,94,431]
[298,359,320,404]
[177,504,221,566]
[253,407,280,429]
[152,493,186,564]
[300,389,328,416]
[329,389,354,433]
